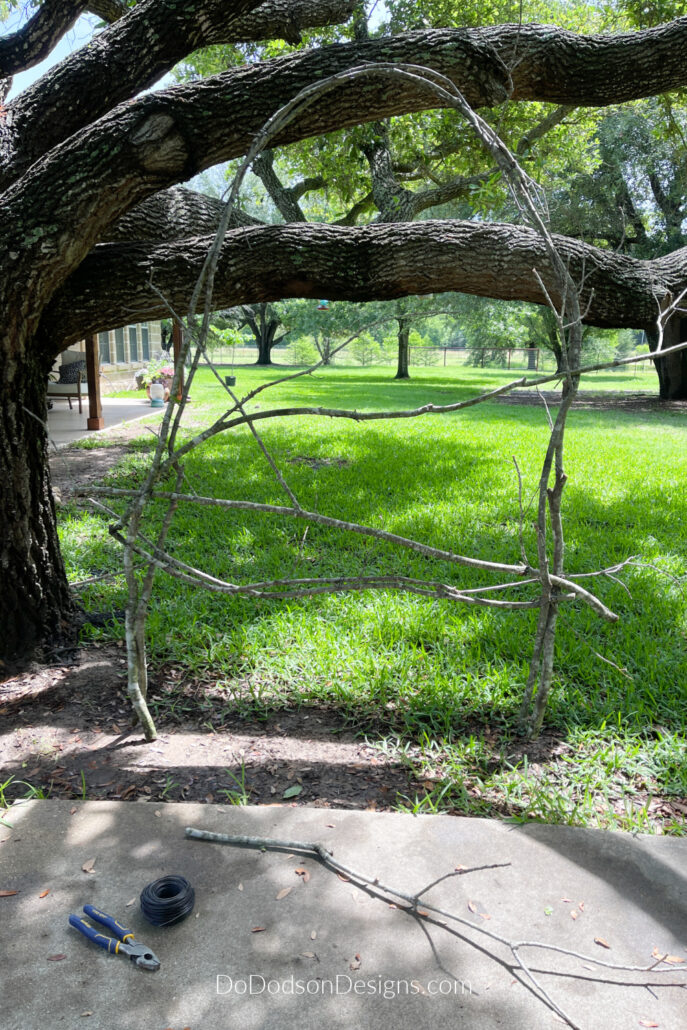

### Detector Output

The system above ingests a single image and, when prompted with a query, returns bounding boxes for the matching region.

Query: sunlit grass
[61,364,687,832]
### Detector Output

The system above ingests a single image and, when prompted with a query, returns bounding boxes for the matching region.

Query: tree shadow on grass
[58,393,686,753]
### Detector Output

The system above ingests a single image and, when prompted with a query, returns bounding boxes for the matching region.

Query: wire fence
[207,344,655,376]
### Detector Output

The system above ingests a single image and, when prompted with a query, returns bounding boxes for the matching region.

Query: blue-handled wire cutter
[69,905,160,971]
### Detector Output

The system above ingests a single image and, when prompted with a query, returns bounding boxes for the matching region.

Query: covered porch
[47,395,163,448]
[47,326,183,446]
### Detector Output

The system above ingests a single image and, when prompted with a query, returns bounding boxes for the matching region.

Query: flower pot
[148,382,165,406]
[225,375,236,387]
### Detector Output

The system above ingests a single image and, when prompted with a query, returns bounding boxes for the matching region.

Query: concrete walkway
[47,397,162,448]
[1,801,685,1029]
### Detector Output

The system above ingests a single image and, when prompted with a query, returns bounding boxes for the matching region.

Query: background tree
[350,330,381,366]
[237,302,290,365]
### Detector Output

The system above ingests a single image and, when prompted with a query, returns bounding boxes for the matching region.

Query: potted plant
[140,360,175,402]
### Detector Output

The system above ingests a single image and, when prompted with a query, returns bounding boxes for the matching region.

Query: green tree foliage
[554,99,687,256]
[350,331,382,365]
[289,335,320,366]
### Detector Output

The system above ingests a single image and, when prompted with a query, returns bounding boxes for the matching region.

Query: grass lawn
[61,363,687,832]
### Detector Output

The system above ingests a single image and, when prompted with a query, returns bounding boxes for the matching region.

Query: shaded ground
[3,643,685,831]
[497,389,687,413]
[0,644,420,811]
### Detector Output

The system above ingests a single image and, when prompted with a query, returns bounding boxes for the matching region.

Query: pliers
[69,904,160,971]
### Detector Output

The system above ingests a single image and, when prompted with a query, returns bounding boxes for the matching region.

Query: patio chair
[47,351,86,413]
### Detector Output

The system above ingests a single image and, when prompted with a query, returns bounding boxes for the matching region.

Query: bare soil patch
[497,389,687,413]
[0,644,417,811]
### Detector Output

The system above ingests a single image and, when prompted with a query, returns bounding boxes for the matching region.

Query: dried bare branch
[185,828,687,1029]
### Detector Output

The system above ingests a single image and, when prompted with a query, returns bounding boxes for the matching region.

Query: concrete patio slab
[1,801,685,1030]
[47,397,163,448]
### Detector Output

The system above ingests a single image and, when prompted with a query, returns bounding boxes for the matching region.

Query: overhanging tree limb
[40,221,676,352]
[0,0,85,78]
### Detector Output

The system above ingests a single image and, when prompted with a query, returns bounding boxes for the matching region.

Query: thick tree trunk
[255,319,279,365]
[395,320,410,379]
[256,331,274,365]
[650,317,687,399]
[0,341,76,660]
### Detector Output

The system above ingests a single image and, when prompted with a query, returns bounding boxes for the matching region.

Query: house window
[141,323,150,361]
[128,325,138,362]
[115,327,125,363]
[98,332,111,363]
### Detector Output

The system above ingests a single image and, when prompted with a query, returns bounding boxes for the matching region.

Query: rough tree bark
[0,338,75,657]
[649,316,687,400]
[4,5,687,658]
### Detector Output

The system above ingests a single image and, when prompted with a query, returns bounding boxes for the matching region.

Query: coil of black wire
[140,875,195,927]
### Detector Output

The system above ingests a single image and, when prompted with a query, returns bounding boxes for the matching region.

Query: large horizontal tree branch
[104,186,264,242]
[0,45,509,319]
[6,14,687,190]
[7,23,687,325]
[0,0,85,79]
[40,221,677,349]
[1,0,356,185]
[228,0,357,46]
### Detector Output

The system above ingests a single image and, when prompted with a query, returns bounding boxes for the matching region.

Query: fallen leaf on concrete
[560,897,572,903]
[39,889,50,898]
[295,867,310,883]
[349,953,362,971]
[594,937,611,949]
[301,951,316,958]
[276,887,292,901]
[479,912,491,920]
[652,947,684,964]
[237,883,244,892]
[80,1012,93,1017]
[81,858,96,874]
[47,954,67,961]
[251,927,266,933]
[310,931,317,940]
[454,864,467,872]
[70,807,77,815]
[125,897,136,907]
[0,890,18,897]
[570,910,578,920]
[579,901,585,911]
[337,873,350,882]
[638,1021,659,1027]
[467,900,477,913]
